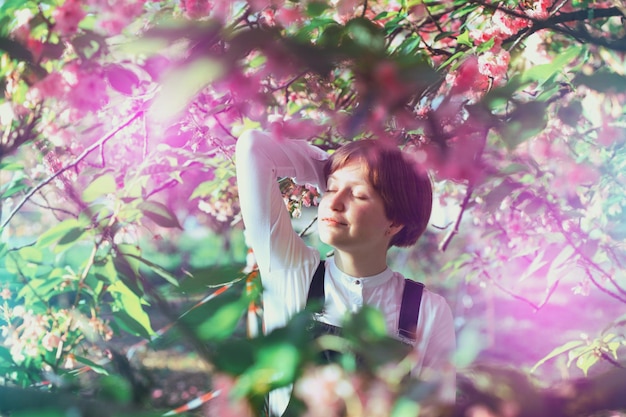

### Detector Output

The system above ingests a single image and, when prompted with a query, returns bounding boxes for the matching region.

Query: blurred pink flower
[450,56,490,95]
[336,0,361,20]
[52,0,86,37]
[295,365,346,417]
[276,6,304,26]
[0,288,11,300]
[181,0,213,19]
[478,49,510,86]
[42,332,63,352]
[204,374,253,417]
[372,61,408,106]
[62,64,109,113]
[492,10,529,37]
[84,0,146,35]
[29,72,68,102]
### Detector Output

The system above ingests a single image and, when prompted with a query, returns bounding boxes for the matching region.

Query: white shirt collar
[327,257,394,289]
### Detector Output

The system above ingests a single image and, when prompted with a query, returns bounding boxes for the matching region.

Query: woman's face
[317,160,395,255]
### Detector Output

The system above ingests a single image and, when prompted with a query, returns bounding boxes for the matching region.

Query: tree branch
[439,182,474,252]
[0,110,142,230]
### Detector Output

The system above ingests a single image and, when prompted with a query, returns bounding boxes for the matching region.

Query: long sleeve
[236,130,330,417]
[235,129,329,336]
[236,130,328,274]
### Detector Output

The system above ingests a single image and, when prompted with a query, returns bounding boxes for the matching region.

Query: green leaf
[438,50,464,70]
[531,339,585,373]
[457,30,472,47]
[190,180,222,199]
[137,201,182,229]
[520,45,582,85]
[82,174,117,202]
[306,1,329,16]
[391,397,421,417]
[0,174,29,198]
[109,279,153,339]
[37,218,83,248]
[112,249,143,296]
[4,247,43,277]
[73,356,109,375]
[126,253,179,286]
[342,306,387,341]
[148,56,224,122]
[196,298,248,341]
[576,351,599,376]
[0,346,14,365]
[547,245,576,277]
[234,343,301,397]
[177,264,247,293]
[500,101,548,149]
[98,374,133,404]
[17,275,65,301]
[573,70,626,93]
[483,180,520,213]
[345,17,386,52]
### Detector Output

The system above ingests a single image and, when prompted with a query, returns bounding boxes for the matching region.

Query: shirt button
[355,280,361,286]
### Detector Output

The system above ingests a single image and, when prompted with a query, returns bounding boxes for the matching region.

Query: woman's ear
[386,222,404,237]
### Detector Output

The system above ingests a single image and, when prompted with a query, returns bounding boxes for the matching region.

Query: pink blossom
[247,0,284,12]
[85,0,147,35]
[205,374,253,417]
[295,365,346,417]
[551,160,600,197]
[597,123,625,147]
[181,0,213,19]
[492,10,529,37]
[41,332,63,351]
[412,128,485,184]
[269,117,323,142]
[29,72,68,102]
[478,49,510,86]
[62,64,109,113]
[450,56,490,95]
[362,61,410,112]
[525,0,551,19]
[276,6,304,27]
[260,8,277,26]
[0,288,11,300]
[336,0,361,20]
[52,0,86,37]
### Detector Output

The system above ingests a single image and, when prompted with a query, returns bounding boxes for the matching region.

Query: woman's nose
[328,190,345,211]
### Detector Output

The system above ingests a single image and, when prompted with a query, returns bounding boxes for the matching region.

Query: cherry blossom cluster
[1,305,112,366]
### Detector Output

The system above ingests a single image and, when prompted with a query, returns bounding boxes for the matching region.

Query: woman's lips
[321,217,347,226]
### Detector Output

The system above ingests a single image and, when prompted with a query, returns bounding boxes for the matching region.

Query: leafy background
[1,0,625,416]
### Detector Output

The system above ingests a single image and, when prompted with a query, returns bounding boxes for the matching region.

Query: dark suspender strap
[398,279,424,340]
[306,261,326,310]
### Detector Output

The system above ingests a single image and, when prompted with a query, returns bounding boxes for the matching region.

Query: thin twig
[439,182,474,252]
[299,215,318,237]
[584,266,626,304]
[0,110,142,230]
[483,270,541,311]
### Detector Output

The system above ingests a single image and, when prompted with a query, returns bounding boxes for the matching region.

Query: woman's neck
[333,249,388,277]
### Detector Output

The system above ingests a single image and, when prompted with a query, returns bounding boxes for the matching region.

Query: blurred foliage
[1,0,626,416]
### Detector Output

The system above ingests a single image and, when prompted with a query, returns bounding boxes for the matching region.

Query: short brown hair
[323,139,433,248]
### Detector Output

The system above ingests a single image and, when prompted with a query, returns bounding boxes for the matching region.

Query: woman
[236,129,455,416]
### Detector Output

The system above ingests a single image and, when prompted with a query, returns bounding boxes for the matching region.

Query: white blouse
[236,130,456,416]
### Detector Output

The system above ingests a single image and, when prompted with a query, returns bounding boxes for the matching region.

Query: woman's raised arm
[235,129,328,276]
